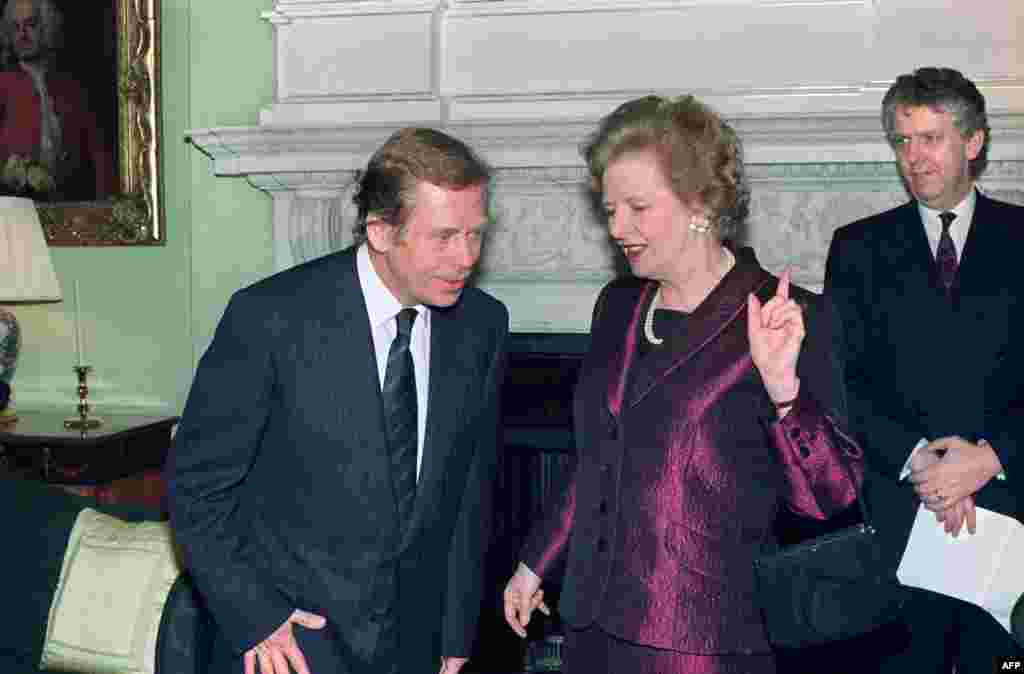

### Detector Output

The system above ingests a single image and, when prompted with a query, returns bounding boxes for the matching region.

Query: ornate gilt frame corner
[43,0,163,246]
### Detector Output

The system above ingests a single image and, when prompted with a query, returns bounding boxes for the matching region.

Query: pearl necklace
[643,286,665,345]
[643,249,736,346]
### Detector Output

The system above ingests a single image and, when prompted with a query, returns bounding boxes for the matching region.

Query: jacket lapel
[955,191,1003,301]
[899,191,997,306]
[906,203,948,297]
[606,287,644,418]
[624,248,772,409]
[330,251,391,458]
[874,202,951,311]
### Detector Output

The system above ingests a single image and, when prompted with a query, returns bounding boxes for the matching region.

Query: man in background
[0,0,113,200]
[825,67,1022,672]
[167,127,508,674]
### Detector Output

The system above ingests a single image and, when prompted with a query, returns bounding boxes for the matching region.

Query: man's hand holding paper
[908,436,1003,534]
[901,438,971,535]
[899,437,1023,634]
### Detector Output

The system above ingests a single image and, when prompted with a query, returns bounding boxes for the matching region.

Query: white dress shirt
[357,244,431,480]
[917,188,975,264]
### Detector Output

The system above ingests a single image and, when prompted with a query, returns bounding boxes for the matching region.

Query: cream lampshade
[0,197,62,418]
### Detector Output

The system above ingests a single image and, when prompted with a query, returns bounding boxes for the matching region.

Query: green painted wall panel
[9,0,274,416]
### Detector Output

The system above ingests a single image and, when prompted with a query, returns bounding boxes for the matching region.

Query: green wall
[12,0,275,415]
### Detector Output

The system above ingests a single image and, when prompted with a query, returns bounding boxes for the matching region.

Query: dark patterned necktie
[936,211,958,291]
[383,307,418,526]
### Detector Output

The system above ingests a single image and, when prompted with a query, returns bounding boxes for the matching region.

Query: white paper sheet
[897,504,1024,632]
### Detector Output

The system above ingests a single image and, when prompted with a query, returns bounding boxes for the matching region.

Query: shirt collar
[917,188,976,234]
[357,243,427,331]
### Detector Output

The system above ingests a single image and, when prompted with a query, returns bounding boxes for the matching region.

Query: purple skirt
[563,624,776,674]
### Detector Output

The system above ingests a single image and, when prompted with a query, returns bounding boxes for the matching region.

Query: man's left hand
[933,494,977,537]
[439,656,468,674]
[909,436,1002,511]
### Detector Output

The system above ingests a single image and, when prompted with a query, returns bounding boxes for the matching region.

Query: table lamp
[0,197,62,421]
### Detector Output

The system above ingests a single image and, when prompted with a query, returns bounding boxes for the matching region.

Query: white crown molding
[186,106,1024,188]
[263,0,867,21]
[263,0,440,23]
[444,0,867,17]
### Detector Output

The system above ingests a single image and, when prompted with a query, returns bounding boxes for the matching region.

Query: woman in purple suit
[503,95,864,674]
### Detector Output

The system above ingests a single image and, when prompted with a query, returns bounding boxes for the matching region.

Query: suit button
[610,424,619,440]
[598,500,608,515]
[600,463,610,473]
[597,538,607,552]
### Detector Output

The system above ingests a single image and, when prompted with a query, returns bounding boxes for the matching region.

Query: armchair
[0,477,211,673]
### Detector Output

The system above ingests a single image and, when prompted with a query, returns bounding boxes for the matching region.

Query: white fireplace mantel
[187,0,1024,332]
[188,112,1024,183]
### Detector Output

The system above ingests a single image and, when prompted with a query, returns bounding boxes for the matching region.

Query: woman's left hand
[748,268,803,404]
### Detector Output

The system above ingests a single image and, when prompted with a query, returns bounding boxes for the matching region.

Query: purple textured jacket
[521,247,863,655]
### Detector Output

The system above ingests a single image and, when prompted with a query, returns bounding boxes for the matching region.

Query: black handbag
[753,470,904,649]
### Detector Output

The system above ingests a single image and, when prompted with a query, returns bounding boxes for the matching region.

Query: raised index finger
[776,267,791,301]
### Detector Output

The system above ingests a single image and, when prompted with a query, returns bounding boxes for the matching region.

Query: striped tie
[383,308,418,527]
[936,211,958,292]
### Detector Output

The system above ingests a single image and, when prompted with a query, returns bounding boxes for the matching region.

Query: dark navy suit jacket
[166,246,508,673]
[825,190,1024,569]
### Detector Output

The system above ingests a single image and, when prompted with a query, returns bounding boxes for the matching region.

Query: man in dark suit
[166,128,509,674]
[826,67,1023,672]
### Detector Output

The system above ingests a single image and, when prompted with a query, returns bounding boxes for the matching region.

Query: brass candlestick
[64,365,103,430]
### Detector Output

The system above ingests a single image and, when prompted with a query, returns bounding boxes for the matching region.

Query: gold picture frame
[35,0,163,246]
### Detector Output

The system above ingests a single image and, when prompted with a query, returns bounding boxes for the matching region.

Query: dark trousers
[877,588,1020,674]
[782,585,1015,667]
[782,588,1021,674]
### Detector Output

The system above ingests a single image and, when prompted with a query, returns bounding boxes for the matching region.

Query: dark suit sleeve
[442,307,509,657]
[976,204,1024,484]
[984,417,1023,484]
[979,350,1024,484]
[165,291,295,655]
[825,226,925,478]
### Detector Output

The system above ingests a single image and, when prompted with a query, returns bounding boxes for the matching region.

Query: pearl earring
[688,215,712,234]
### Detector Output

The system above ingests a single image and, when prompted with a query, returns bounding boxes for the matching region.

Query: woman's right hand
[503,562,550,638]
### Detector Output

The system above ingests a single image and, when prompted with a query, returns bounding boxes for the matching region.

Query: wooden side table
[0,410,179,511]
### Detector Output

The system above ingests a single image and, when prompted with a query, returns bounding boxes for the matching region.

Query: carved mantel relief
[187,0,1024,331]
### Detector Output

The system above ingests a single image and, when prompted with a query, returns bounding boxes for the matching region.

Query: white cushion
[39,508,182,674]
